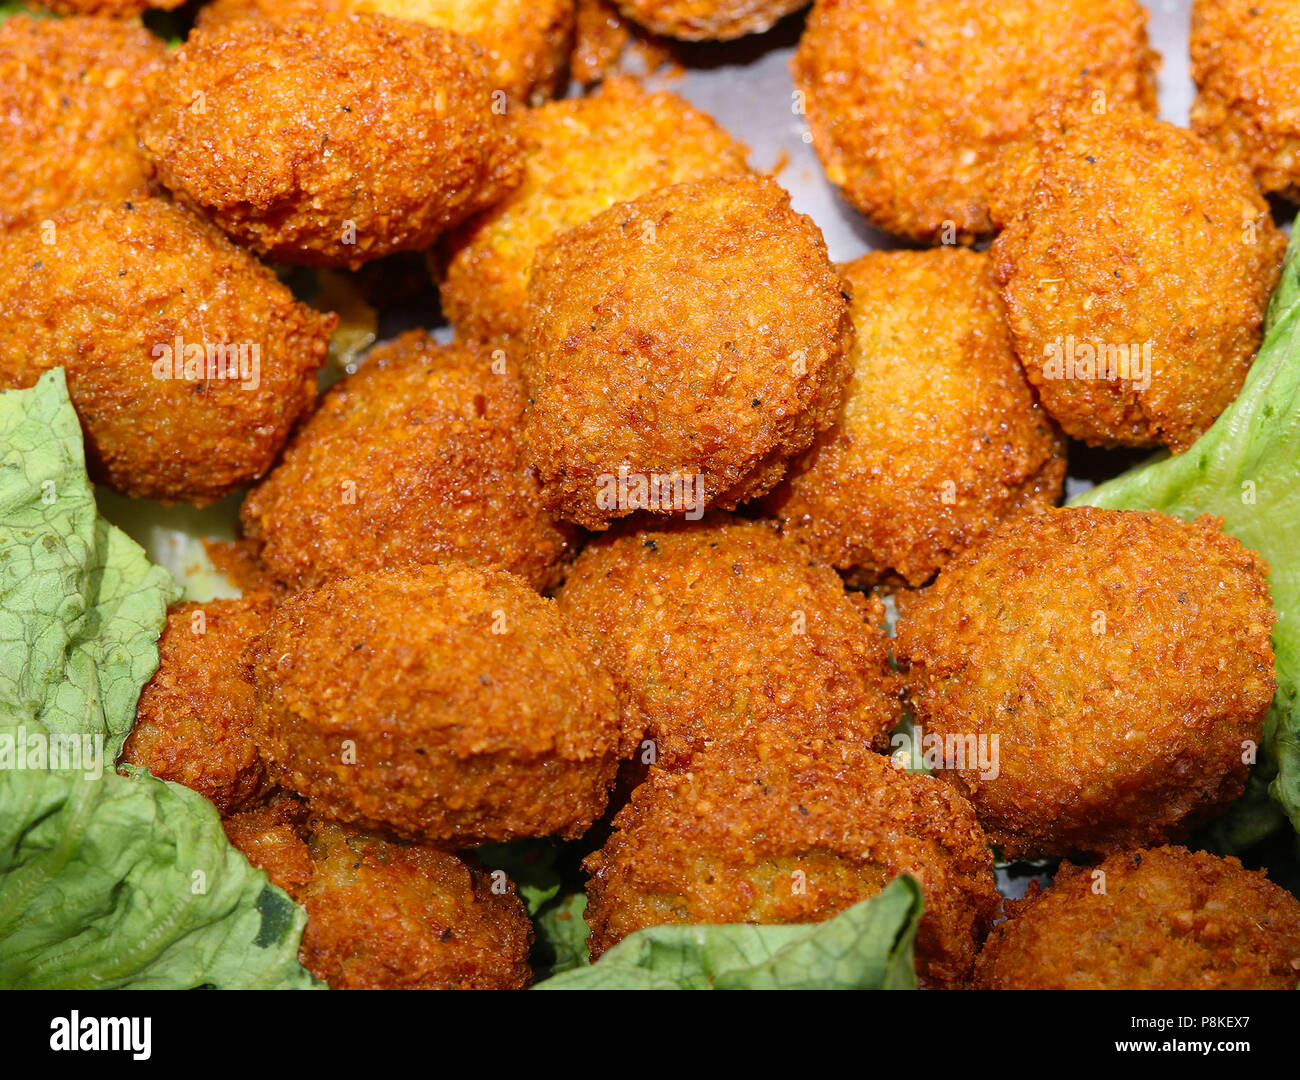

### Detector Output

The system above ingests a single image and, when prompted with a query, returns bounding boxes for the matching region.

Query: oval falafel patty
[521,174,853,530]
[991,103,1285,452]
[792,0,1158,243]
[439,77,750,343]
[241,331,576,592]
[120,595,277,815]
[975,847,1300,990]
[0,15,167,232]
[224,799,534,989]
[554,516,899,772]
[766,248,1066,588]
[895,507,1278,858]
[248,564,633,847]
[613,0,806,40]
[584,734,999,989]
[0,198,334,505]
[140,15,521,267]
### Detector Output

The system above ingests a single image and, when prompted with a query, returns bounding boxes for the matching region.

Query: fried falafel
[613,0,805,40]
[766,248,1065,588]
[894,508,1278,858]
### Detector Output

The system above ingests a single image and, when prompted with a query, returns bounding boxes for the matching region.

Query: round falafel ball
[1191,0,1300,203]
[249,564,632,847]
[439,77,750,343]
[241,331,576,592]
[612,0,805,40]
[522,174,853,531]
[0,16,167,232]
[990,103,1285,453]
[30,0,182,14]
[583,733,999,989]
[120,595,277,815]
[224,799,533,989]
[554,516,899,773]
[0,198,334,505]
[140,15,522,268]
[894,507,1278,859]
[194,0,575,104]
[791,0,1158,244]
[766,248,1066,588]
[974,847,1300,990]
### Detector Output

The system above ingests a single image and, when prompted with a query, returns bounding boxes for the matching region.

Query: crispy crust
[0,16,167,232]
[991,103,1284,452]
[1191,0,1300,203]
[792,0,1158,243]
[241,331,576,592]
[195,0,575,103]
[140,16,522,267]
[554,516,899,771]
[521,174,852,530]
[766,248,1065,587]
[975,847,1300,989]
[584,734,999,988]
[248,565,632,846]
[31,0,182,14]
[439,77,748,343]
[224,800,533,989]
[613,0,806,40]
[895,508,1277,858]
[121,595,277,815]
[0,198,334,504]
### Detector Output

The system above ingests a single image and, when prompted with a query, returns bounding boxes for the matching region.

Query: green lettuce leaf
[1073,230,1300,840]
[0,370,318,990]
[533,876,922,990]
[532,892,590,980]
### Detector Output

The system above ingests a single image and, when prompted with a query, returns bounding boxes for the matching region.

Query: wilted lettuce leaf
[0,371,318,990]
[533,876,922,990]
[1073,230,1300,842]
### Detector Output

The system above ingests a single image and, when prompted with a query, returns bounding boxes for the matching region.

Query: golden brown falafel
[439,77,749,343]
[792,0,1158,244]
[991,103,1285,452]
[613,0,804,40]
[249,564,632,847]
[241,331,576,592]
[120,595,277,815]
[0,198,334,504]
[522,174,852,530]
[975,847,1300,990]
[1191,0,1300,203]
[894,508,1278,859]
[554,516,899,772]
[140,16,521,268]
[30,0,182,14]
[224,799,534,989]
[0,16,167,232]
[194,0,575,104]
[584,733,998,988]
[766,248,1065,588]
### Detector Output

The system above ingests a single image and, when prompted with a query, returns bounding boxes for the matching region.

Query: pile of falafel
[5,0,1300,990]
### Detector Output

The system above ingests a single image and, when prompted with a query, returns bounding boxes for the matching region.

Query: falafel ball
[439,77,749,343]
[0,198,334,505]
[613,0,805,40]
[554,516,899,772]
[522,174,852,531]
[975,847,1300,990]
[0,16,167,232]
[1191,0,1300,203]
[248,564,632,846]
[766,248,1065,588]
[224,798,533,989]
[792,0,1158,244]
[241,331,576,592]
[894,508,1278,858]
[991,103,1285,453]
[31,0,182,15]
[120,595,277,815]
[194,0,574,104]
[140,15,521,268]
[584,733,999,989]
